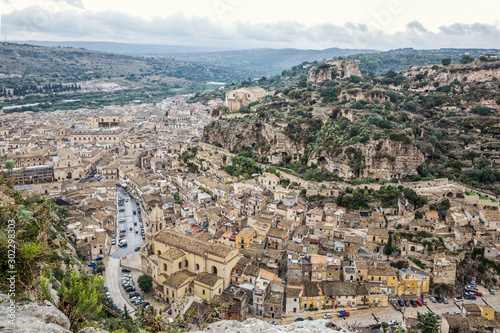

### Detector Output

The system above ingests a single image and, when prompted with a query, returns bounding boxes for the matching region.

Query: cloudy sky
[1,0,499,50]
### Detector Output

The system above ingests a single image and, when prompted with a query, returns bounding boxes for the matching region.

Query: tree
[416,311,440,333]
[460,55,474,64]
[57,269,104,332]
[138,274,153,292]
[384,233,393,256]
[441,58,451,66]
[4,160,16,173]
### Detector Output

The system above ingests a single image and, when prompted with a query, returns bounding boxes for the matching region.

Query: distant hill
[0,42,246,83]
[168,47,380,77]
[16,41,229,55]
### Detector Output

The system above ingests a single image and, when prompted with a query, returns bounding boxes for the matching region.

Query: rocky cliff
[307,60,362,85]
[192,318,350,333]
[203,119,424,180]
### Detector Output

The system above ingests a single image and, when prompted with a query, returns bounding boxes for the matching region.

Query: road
[282,285,500,329]
[103,186,146,314]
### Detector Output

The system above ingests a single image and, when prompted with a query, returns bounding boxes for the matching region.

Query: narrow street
[103,186,146,314]
[281,285,500,328]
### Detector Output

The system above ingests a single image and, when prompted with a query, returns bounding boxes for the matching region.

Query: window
[196,264,200,271]
[202,289,205,295]
[163,263,167,271]
[178,262,182,269]
[185,260,188,267]
[212,266,218,275]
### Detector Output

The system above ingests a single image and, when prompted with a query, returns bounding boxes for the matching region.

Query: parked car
[404,300,411,307]
[129,292,140,298]
[429,297,436,303]
[268,321,277,325]
[474,291,483,296]
[422,299,427,305]
[305,317,313,321]
[95,256,103,261]
[443,297,449,304]
[338,310,350,317]
[465,294,476,300]
[104,287,108,292]
[135,246,141,251]
[452,311,460,315]
[410,300,418,307]
[88,262,96,267]
[436,297,443,303]
[416,300,423,306]
[126,286,136,292]
[108,298,113,304]
[398,300,405,307]
[122,268,131,272]
[454,297,463,302]
[434,314,441,320]
[117,309,124,315]
[489,289,495,295]
[323,314,332,319]
[111,239,116,245]
[388,320,399,326]
[295,318,304,322]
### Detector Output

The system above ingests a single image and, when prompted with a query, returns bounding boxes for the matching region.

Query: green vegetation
[137,274,153,292]
[224,155,262,179]
[416,311,440,333]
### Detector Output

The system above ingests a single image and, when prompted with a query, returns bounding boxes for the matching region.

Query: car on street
[129,292,140,298]
[422,299,427,305]
[416,300,423,306]
[443,297,449,304]
[305,317,313,321]
[436,297,443,303]
[404,300,411,307]
[323,314,332,319]
[434,314,441,319]
[474,291,482,296]
[95,256,103,261]
[452,311,460,315]
[295,318,304,322]
[111,239,116,245]
[454,297,463,302]
[268,321,277,325]
[398,300,405,307]
[108,298,113,303]
[117,309,124,315]
[410,300,417,307]
[429,297,436,303]
[465,294,476,300]
[122,268,131,272]
[126,286,136,292]
[490,289,495,295]
[135,246,141,251]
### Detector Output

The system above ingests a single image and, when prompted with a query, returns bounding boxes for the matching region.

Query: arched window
[196,264,200,271]
[212,266,218,275]
[178,262,182,269]
[163,263,167,271]
[157,250,161,255]
[184,260,188,267]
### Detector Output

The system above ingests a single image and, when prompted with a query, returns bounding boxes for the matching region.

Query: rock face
[192,318,350,333]
[307,60,362,85]
[203,119,424,180]
[0,295,71,333]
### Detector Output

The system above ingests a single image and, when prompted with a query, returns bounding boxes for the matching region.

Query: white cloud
[2,7,499,50]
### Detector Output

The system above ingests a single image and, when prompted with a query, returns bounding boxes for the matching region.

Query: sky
[1,0,499,50]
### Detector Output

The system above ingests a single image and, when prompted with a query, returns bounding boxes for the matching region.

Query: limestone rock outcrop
[0,296,71,333]
[192,318,350,333]
[308,60,362,85]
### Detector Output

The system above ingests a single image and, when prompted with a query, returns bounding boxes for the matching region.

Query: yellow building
[163,270,196,303]
[194,272,224,300]
[235,227,256,249]
[397,268,430,296]
[367,228,389,244]
[367,265,398,288]
[301,282,325,310]
[147,230,240,303]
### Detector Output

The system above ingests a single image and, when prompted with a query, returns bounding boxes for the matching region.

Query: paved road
[282,285,500,328]
[103,186,146,313]
[111,187,145,258]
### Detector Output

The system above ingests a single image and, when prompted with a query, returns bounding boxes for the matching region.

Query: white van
[118,240,127,247]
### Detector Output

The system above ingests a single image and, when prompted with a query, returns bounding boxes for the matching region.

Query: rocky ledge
[193,318,351,333]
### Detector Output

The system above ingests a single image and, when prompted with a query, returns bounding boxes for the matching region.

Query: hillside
[0,42,245,83]
[203,55,500,194]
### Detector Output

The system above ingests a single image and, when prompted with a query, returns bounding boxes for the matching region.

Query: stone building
[225,87,266,112]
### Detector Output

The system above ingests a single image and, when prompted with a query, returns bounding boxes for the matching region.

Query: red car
[474,291,483,296]
[416,300,423,306]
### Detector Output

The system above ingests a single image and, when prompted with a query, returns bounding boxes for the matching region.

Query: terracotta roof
[194,272,222,287]
[266,227,288,239]
[161,248,185,261]
[164,270,196,288]
[155,230,235,258]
